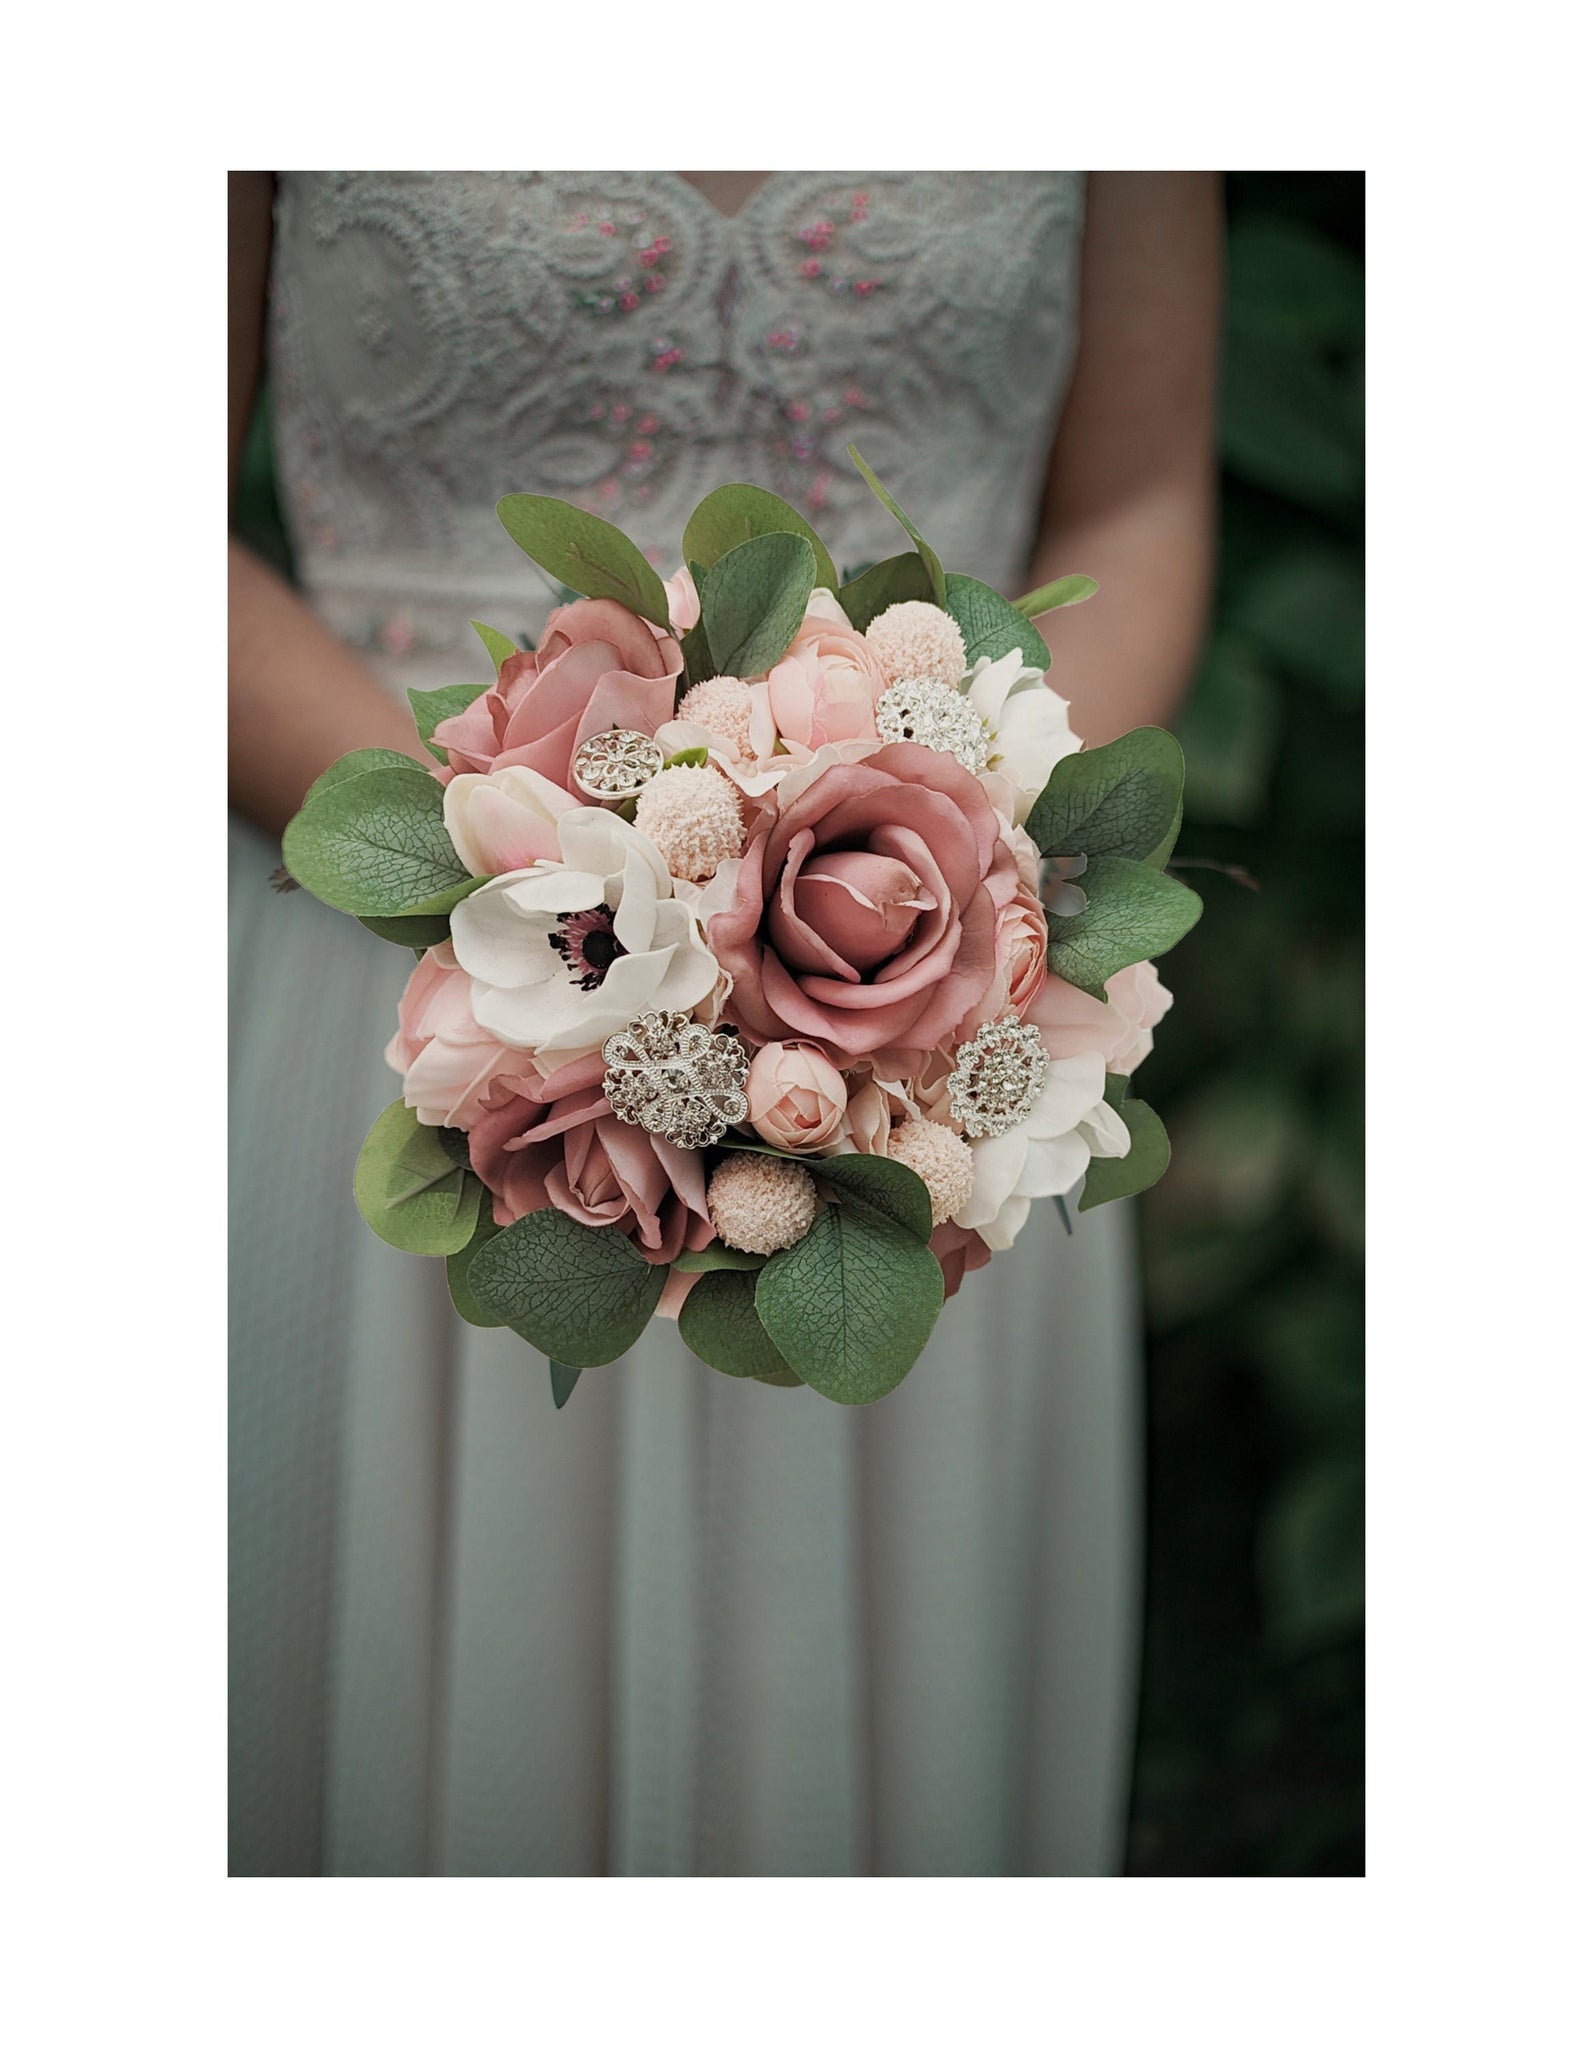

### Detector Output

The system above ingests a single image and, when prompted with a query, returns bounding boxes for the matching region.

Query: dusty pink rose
[744,1040,849,1152]
[468,1052,714,1263]
[386,944,540,1129]
[969,886,1050,1027]
[664,566,701,633]
[1028,960,1174,1076]
[432,598,683,795]
[930,1220,992,1301]
[710,742,1020,1061]
[764,590,890,754]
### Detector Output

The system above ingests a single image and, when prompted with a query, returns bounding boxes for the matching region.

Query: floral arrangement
[281,452,1201,1407]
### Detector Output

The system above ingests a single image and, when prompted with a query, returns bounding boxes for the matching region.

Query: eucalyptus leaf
[447,1197,504,1328]
[847,445,946,606]
[836,551,935,630]
[672,1243,768,1273]
[678,561,716,686]
[700,531,816,679]
[1025,727,1186,866]
[806,1151,933,1243]
[283,766,469,918]
[301,747,428,811]
[353,1101,484,1257]
[1014,574,1099,619]
[549,1359,582,1410]
[467,1209,666,1368]
[409,682,489,765]
[497,495,670,628]
[1079,1096,1172,1210]
[470,620,519,670]
[358,912,455,950]
[662,746,710,770]
[682,484,839,592]
[678,1269,792,1379]
[1046,856,1203,990]
[755,1202,943,1406]
[943,572,1051,673]
[755,1367,805,1388]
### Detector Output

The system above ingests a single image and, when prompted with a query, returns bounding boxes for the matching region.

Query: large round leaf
[678,1269,792,1379]
[755,1202,944,1406]
[283,766,470,918]
[497,495,671,628]
[353,1101,484,1256]
[700,532,816,679]
[467,1209,667,1368]
[1025,727,1186,866]
[682,484,838,592]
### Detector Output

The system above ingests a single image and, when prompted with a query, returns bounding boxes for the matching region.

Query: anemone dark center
[549,904,626,991]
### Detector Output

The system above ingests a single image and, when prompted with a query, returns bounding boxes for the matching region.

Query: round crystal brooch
[602,1010,751,1149]
[875,678,990,774]
[947,1018,1050,1139]
[572,728,664,802]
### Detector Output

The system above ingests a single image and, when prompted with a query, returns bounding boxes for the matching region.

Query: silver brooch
[947,1018,1050,1138]
[572,728,664,802]
[875,678,991,774]
[602,1010,751,1149]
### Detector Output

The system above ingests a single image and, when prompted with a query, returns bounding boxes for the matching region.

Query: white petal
[1079,1100,1132,1158]
[556,806,637,882]
[975,1192,1033,1252]
[994,688,1081,796]
[954,1128,1029,1231]
[966,650,1023,725]
[449,880,561,989]
[1014,1127,1091,1199]
[469,971,588,1050]
[1024,1053,1108,1141]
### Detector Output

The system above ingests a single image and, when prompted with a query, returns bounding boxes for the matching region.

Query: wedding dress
[230,171,1141,1876]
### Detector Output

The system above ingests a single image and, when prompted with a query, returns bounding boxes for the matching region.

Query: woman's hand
[1026,172,1224,745]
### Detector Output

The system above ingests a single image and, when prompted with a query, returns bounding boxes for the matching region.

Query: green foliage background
[235,171,1364,1875]
[1127,173,1363,1875]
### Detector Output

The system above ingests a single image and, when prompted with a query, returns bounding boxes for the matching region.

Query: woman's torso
[267,170,1085,687]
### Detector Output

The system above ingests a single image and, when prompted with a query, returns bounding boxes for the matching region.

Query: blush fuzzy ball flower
[633,763,745,882]
[707,1152,820,1255]
[865,600,968,689]
[676,675,758,760]
[886,1118,976,1228]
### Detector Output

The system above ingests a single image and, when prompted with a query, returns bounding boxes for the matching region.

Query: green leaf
[678,563,716,686]
[807,1152,933,1243]
[300,747,429,810]
[1014,574,1098,619]
[836,551,934,630]
[755,1203,944,1406]
[672,1243,768,1273]
[1079,1096,1172,1210]
[358,912,454,950]
[662,746,710,770]
[678,1269,793,1379]
[755,1367,805,1388]
[497,495,671,629]
[353,1101,484,1256]
[1046,855,1203,989]
[549,1359,582,1410]
[847,445,946,606]
[1025,728,1186,866]
[700,531,816,679]
[447,1195,504,1328]
[467,1209,667,1368]
[283,766,470,918]
[681,483,839,592]
[409,682,489,766]
[943,573,1051,672]
[470,620,520,670]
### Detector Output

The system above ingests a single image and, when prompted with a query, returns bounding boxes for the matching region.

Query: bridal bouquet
[281,451,1201,1407]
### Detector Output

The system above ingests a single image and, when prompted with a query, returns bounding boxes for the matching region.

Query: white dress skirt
[230,169,1142,1875]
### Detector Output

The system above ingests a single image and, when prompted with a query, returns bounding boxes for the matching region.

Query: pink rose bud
[744,1040,850,1153]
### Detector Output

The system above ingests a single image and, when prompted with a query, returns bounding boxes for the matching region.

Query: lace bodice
[268,171,1085,689]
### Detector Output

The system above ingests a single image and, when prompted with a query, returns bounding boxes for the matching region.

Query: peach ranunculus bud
[744,1039,849,1153]
[763,589,890,752]
[664,565,701,633]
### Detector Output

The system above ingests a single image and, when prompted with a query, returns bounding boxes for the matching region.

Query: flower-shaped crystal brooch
[602,1010,751,1149]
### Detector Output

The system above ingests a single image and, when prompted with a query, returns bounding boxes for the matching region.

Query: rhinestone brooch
[947,1018,1050,1139]
[572,728,665,803]
[602,1010,751,1149]
[875,678,990,774]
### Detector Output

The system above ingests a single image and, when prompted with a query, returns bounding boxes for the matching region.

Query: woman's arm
[228,172,429,838]
[1025,171,1224,746]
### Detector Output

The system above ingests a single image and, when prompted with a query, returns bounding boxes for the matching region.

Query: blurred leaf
[1221,328,1362,515]
[1257,1457,1364,1650]
[1237,548,1365,704]
[1227,218,1365,349]
[1178,633,1284,826]
[1160,1072,1304,1229]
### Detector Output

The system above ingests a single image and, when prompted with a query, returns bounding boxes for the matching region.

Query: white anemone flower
[965,649,1083,822]
[953,1050,1131,1251]
[449,807,719,1054]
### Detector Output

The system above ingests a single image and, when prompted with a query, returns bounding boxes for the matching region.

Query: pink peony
[709,742,1020,1062]
[1027,960,1174,1077]
[744,1040,849,1152]
[764,590,890,755]
[386,944,540,1129]
[467,1052,714,1264]
[432,598,683,795]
